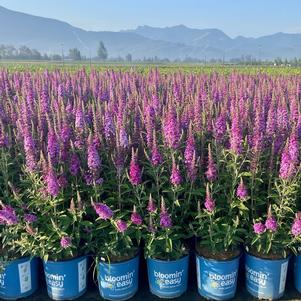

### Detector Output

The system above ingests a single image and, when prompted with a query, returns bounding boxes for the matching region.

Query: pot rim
[3,255,37,265]
[44,254,87,264]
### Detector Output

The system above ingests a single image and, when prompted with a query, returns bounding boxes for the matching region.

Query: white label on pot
[196,259,201,288]
[18,260,32,293]
[279,261,288,294]
[78,259,87,292]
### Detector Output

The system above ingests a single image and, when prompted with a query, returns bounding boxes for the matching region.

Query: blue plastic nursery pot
[43,256,87,300]
[98,254,139,301]
[294,254,301,293]
[196,253,240,300]
[147,255,189,299]
[245,252,290,300]
[0,256,39,300]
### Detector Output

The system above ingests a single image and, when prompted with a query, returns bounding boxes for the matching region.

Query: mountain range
[0,5,301,60]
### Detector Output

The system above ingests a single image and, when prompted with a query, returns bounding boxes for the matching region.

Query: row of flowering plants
[0,68,300,300]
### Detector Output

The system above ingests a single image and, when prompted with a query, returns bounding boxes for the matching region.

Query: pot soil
[247,247,289,260]
[99,247,139,263]
[196,244,240,260]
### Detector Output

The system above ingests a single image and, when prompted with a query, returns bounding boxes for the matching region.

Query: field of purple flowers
[0,67,301,299]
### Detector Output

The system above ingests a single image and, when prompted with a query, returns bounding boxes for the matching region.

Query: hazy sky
[0,0,300,37]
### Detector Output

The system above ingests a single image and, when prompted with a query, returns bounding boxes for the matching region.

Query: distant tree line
[0,45,45,60]
[0,41,110,62]
[2,43,301,66]
[0,44,63,61]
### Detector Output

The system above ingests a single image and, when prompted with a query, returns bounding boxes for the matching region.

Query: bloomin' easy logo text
[45,272,66,288]
[246,266,268,287]
[208,271,237,289]
[154,270,184,289]
[101,271,135,290]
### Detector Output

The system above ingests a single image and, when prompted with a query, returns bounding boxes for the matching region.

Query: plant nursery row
[0,68,300,300]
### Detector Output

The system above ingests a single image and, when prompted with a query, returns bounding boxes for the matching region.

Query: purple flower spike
[292,216,301,237]
[279,151,296,181]
[170,160,182,186]
[163,108,180,149]
[279,131,299,180]
[214,115,226,143]
[236,179,248,200]
[93,202,113,220]
[23,130,36,172]
[151,131,163,166]
[61,123,71,144]
[253,222,266,234]
[160,212,172,229]
[116,220,128,233]
[129,148,142,186]
[69,153,81,176]
[230,114,243,155]
[0,124,8,148]
[266,104,276,138]
[75,105,84,131]
[87,134,101,171]
[204,184,215,212]
[265,217,278,232]
[147,194,157,213]
[119,127,128,148]
[151,145,163,166]
[47,129,59,163]
[289,132,299,163]
[205,144,217,182]
[184,134,196,167]
[24,213,37,223]
[104,111,115,140]
[131,207,142,225]
[46,165,60,197]
[184,132,198,181]
[279,148,293,180]
[60,236,72,249]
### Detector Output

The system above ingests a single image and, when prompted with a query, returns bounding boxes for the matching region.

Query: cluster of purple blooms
[0,205,18,225]
[253,216,278,234]
[92,201,134,233]
[0,69,301,252]
[0,205,37,226]
[291,213,301,237]
[0,70,298,199]
[60,236,72,249]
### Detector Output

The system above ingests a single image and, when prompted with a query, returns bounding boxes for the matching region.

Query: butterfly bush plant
[246,130,301,258]
[17,125,91,262]
[0,121,34,266]
[20,175,89,262]
[143,197,188,260]
[191,99,251,259]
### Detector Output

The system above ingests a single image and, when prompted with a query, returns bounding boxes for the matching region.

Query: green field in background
[1,61,301,75]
